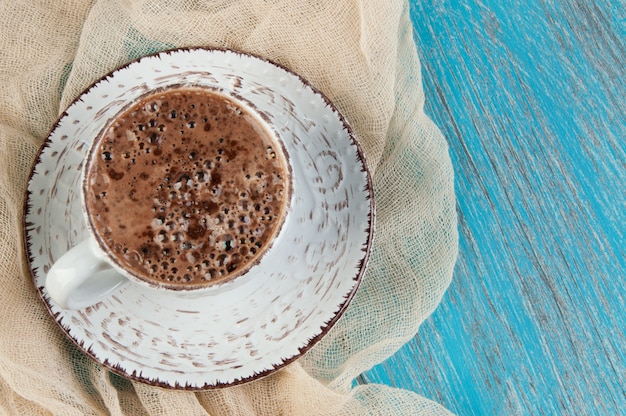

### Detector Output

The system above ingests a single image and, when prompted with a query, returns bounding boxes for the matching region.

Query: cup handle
[45,238,128,310]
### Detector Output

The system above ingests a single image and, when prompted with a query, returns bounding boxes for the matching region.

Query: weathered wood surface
[359,1,625,414]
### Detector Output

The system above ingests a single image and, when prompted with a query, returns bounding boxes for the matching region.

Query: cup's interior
[82,85,292,290]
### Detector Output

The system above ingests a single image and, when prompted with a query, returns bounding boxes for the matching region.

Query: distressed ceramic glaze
[23,48,374,389]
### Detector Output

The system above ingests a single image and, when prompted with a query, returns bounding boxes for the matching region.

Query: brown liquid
[85,87,290,288]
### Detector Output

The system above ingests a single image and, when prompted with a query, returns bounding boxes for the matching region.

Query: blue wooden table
[358,1,625,414]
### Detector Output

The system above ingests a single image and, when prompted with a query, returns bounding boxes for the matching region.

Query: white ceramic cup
[46,87,293,310]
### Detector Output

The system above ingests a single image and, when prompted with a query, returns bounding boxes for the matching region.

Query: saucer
[23,48,374,389]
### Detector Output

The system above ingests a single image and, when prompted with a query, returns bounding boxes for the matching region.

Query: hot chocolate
[84,87,290,288]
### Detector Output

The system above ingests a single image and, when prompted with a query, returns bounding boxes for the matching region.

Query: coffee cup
[46,86,292,309]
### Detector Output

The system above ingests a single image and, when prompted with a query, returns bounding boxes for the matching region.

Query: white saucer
[23,48,374,389]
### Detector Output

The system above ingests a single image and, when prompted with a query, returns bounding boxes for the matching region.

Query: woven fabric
[0,1,457,414]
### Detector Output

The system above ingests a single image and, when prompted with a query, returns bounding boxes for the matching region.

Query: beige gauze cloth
[0,0,458,414]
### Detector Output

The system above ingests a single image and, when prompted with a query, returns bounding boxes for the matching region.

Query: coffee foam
[85,87,289,287]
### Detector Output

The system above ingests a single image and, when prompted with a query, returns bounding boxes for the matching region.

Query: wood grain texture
[358,1,625,414]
